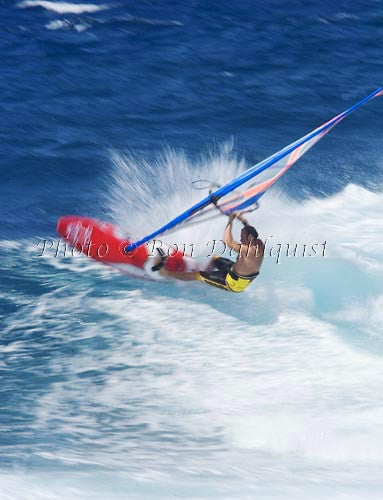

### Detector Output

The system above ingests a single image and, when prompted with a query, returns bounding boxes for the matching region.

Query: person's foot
[151,248,167,272]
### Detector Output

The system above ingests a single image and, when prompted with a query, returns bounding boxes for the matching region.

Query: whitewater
[1,147,383,499]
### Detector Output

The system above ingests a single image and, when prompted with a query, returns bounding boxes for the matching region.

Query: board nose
[57,216,69,238]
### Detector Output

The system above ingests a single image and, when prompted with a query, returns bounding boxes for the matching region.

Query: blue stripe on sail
[125,87,383,252]
[224,191,266,213]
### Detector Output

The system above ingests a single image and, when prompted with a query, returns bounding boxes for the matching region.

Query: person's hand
[234,212,248,225]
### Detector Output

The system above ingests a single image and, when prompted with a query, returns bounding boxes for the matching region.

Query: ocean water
[1,1,383,498]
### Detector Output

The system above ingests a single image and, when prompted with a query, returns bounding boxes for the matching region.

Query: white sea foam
[107,143,247,257]
[6,285,383,476]
[18,1,109,14]
[2,146,382,498]
[0,239,22,250]
[327,294,383,338]
[46,19,69,30]
[74,23,88,32]
[46,19,90,31]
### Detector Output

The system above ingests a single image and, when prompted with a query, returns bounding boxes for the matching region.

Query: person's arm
[223,214,243,253]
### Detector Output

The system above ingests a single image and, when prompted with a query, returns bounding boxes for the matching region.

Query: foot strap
[151,248,167,272]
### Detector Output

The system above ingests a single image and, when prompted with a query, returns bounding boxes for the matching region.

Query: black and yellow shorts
[197,257,258,293]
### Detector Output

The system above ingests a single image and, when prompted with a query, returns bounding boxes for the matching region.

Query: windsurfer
[154,213,264,293]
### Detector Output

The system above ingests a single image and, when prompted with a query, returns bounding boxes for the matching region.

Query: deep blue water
[1,1,383,499]
[1,0,383,238]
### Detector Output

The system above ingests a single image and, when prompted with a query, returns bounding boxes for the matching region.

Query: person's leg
[197,269,230,291]
[205,256,218,272]
[159,269,199,281]
[159,266,230,291]
[205,256,233,272]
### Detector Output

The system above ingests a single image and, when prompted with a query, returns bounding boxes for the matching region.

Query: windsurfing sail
[126,86,383,252]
